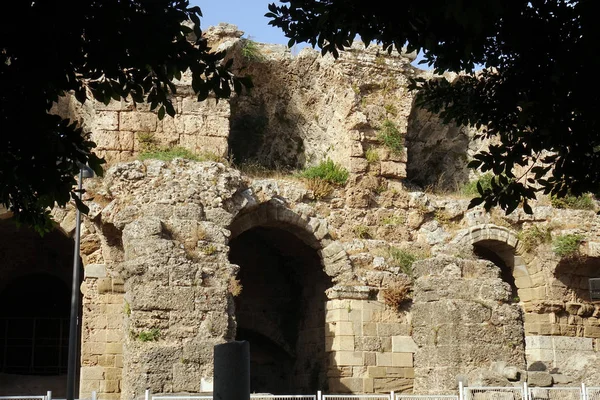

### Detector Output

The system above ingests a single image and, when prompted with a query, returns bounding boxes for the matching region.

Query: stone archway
[229,202,333,394]
[0,220,77,396]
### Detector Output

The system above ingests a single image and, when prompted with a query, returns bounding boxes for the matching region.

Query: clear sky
[192,0,292,46]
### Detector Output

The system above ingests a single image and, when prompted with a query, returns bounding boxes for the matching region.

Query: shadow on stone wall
[405,105,471,192]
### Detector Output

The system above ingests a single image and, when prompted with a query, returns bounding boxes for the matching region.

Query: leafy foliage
[240,39,265,62]
[267,0,600,213]
[299,159,349,186]
[1,1,251,232]
[382,281,412,309]
[377,120,404,156]
[552,234,584,258]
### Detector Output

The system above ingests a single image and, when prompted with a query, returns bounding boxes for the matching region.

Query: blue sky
[192,0,291,45]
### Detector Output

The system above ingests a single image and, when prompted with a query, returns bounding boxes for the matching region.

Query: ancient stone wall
[5,23,598,400]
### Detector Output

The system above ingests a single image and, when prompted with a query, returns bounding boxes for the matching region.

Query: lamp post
[67,164,94,400]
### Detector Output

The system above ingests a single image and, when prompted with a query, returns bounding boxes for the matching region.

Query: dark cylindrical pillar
[214,341,250,400]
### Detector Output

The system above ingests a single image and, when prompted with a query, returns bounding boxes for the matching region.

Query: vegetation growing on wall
[377,119,404,155]
[461,173,494,197]
[553,234,584,258]
[550,194,595,210]
[300,159,349,186]
[518,225,552,253]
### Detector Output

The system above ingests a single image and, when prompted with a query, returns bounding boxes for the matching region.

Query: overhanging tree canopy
[267,0,600,213]
[0,0,250,233]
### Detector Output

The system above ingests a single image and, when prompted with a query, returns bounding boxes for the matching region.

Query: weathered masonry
[0,24,599,398]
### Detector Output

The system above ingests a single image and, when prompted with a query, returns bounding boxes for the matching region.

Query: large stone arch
[0,219,78,396]
[228,200,340,393]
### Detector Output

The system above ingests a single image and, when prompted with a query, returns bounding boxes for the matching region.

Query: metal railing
[586,387,600,400]
[529,387,582,400]
[323,395,390,400]
[463,385,527,400]
[398,395,459,400]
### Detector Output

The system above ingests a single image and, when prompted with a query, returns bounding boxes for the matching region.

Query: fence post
[47,391,53,400]
[318,391,322,400]
[391,391,395,400]
[459,380,464,400]
[524,381,529,400]
[92,391,97,400]
[582,383,587,400]
[145,389,150,400]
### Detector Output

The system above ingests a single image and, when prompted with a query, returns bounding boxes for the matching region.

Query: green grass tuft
[377,119,404,155]
[461,173,494,196]
[299,159,349,186]
[138,328,160,342]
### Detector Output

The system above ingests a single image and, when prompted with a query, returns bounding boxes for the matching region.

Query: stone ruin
[1,24,600,399]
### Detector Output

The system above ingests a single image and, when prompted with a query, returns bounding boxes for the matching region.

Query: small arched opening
[228,210,332,394]
[473,239,519,300]
[0,221,78,395]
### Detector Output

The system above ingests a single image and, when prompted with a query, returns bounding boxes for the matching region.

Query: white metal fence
[587,388,600,400]
[528,387,582,400]
[7,386,600,400]
[463,386,526,400]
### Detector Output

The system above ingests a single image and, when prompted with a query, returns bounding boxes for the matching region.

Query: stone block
[552,336,593,351]
[528,371,553,387]
[100,379,120,393]
[332,336,355,351]
[367,366,387,378]
[363,323,377,336]
[376,352,393,367]
[392,336,419,353]
[392,352,413,367]
[98,355,116,367]
[81,366,105,380]
[326,308,350,322]
[106,329,122,343]
[363,352,376,366]
[85,264,107,279]
[104,367,121,381]
[525,335,553,350]
[349,157,368,173]
[377,323,409,337]
[373,377,413,392]
[120,112,158,132]
[115,355,123,368]
[80,379,101,393]
[328,377,364,392]
[380,161,407,178]
[584,325,600,338]
[106,342,123,354]
[364,377,374,393]
[334,351,364,366]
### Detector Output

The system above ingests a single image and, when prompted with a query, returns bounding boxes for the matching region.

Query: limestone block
[328,377,364,392]
[525,335,553,350]
[80,379,101,393]
[93,111,119,131]
[368,366,387,378]
[377,323,410,337]
[334,351,364,366]
[326,308,350,322]
[350,141,364,157]
[349,157,368,173]
[363,377,374,393]
[376,352,393,367]
[106,342,123,354]
[100,380,120,393]
[98,355,116,367]
[81,366,105,380]
[363,322,377,336]
[333,321,354,336]
[392,336,419,353]
[584,325,600,338]
[528,371,553,387]
[331,336,355,351]
[85,264,107,279]
[363,352,377,366]
[380,161,407,178]
[552,336,593,351]
[373,377,413,392]
[120,112,158,132]
[392,352,413,367]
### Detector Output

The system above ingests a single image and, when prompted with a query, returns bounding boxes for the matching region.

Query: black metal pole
[67,168,83,400]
